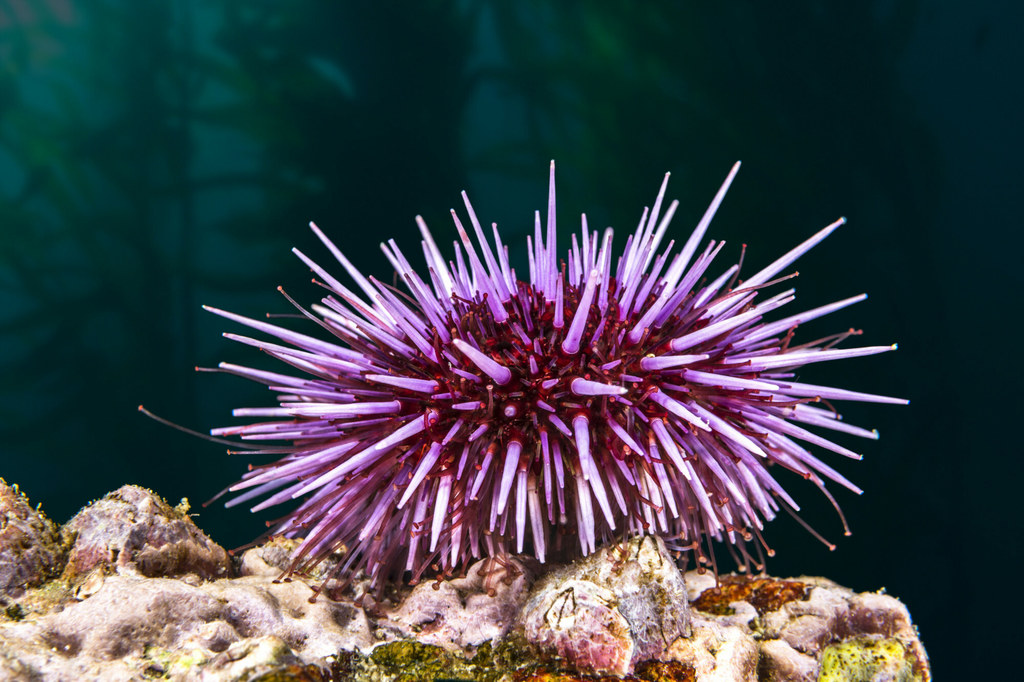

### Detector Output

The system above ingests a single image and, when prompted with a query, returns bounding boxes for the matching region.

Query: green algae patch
[141,644,209,679]
[818,637,922,682]
[369,641,477,681]
[356,635,696,682]
[248,664,332,682]
[365,637,542,681]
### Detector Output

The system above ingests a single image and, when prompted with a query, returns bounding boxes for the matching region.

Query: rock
[678,574,930,682]
[0,482,932,681]
[818,636,920,682]
[759,638,819,681]
[384,556,533,651]
[62,485,232,581]
[517,534,691,675]
[236,535,306,578]
[0,479,65,599]
[0,572,376,680]
[199,636,325,681]
[755,576,929,679]
[527,576,634,674]
[668,617,758,682]
[41,576,224,659]
[201,574,377,658]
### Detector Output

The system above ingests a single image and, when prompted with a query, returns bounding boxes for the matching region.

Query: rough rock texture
[518,534,691,675]
[678,572,931,682]
[0,552,375,680]
[385,555,534,651]
[62,485,232,581]
[0,480,65,599]
[0,483,931,681]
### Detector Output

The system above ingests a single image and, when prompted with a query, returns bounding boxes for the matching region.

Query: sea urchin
[203,162,905,591]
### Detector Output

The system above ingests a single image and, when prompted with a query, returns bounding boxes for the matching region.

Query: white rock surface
[0,483,931,681]
[0,570,375,681]
[383,556,533,651]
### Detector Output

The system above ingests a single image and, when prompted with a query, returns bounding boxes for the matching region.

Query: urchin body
[206,162,905,589]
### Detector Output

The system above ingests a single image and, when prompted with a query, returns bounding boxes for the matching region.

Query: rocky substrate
[0,480,930,681]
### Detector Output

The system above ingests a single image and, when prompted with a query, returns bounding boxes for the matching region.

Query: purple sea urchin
[205,162,905,591]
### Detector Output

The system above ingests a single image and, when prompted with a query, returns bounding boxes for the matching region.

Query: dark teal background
[1,2,1018,676]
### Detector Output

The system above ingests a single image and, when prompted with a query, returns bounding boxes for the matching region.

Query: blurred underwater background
[1,1,1020,676]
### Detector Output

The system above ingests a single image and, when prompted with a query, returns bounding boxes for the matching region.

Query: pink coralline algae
[204,161,906,591]
[518,535,691,675]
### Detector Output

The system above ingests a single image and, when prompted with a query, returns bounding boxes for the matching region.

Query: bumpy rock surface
[0,480,65,599]
[518,534,690,675]
[0,483,931,681]
[386,555,534,651]
[62,485,232,581]
[1,515,376,680]
[678,572,931,682]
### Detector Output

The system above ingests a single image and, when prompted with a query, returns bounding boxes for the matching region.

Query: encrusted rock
[201,574,376,658]
[0,482,931,681]
[518,534,691,675]
[818,636,920,682]
[0,479,65,599]
[757,576,929,677]
[237,535,306,577]
[668,617,758,681]
[0,572,376,680]
[199,636,325,681]
[385,556,534,651]
[62,485,231,581]
[681,572,930,682]
[758,638,819,680]
[41,576,225,659]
